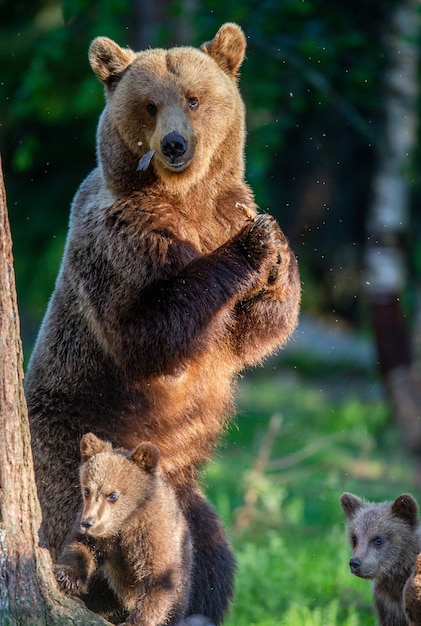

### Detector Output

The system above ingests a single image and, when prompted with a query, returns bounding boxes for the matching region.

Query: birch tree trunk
[0,158,110,625]
[364,0,420,450]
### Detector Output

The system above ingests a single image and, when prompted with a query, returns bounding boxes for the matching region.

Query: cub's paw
[54,564,88,595]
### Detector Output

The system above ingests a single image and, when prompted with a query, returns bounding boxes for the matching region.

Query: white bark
[365,0,419,295]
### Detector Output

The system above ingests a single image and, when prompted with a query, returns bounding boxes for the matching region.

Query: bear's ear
[340,492,365,518]
[130,441,160,473]
[89,37,136,85]
[392,494,419,528]
[200,23,246,78]
[80,432,112,463]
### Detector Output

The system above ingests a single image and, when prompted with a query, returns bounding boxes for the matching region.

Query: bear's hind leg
[179,487,235,625]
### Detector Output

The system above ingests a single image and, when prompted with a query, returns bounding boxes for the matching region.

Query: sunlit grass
[203,363,421,625]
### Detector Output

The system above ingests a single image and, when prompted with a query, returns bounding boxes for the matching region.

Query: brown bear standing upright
[55,433,192,626]
[25,23,301,624]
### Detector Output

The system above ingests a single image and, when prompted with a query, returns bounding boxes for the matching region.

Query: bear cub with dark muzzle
[340,492,421,626]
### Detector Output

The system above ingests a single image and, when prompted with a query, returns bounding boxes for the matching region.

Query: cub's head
[404,553,421,626]
[340,492,420,582]
[78,432,160,538]
[89,23,247,194]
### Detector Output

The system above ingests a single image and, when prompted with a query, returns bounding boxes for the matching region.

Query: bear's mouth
[163,158,192,171]
[136,149,194,173]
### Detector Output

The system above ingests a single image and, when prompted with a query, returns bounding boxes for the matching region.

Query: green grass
[202,362,421,625]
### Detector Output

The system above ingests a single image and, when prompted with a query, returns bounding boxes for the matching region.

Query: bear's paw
[54,564,89,596]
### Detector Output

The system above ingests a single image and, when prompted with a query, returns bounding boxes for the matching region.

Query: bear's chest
[106,190,248,256]
[102,541,139,607]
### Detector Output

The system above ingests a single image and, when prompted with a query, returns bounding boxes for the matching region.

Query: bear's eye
[146,103,157,117]
[187,97,199,111]
[372,535,384,546]
[351,535,357,547]
[107,492,119,503]
[83,487,90,499]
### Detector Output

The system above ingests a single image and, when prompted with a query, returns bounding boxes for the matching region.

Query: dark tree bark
[0,158,110,625]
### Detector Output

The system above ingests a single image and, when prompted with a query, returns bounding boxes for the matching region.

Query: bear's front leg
[117,586,182,626]
[54,541,96,596]
[228,214,301,366]
[237,213,297,301]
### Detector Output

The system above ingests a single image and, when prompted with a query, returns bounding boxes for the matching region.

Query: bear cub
[340,492,421,626]
[404,553,421,626]
[55,433,192,626]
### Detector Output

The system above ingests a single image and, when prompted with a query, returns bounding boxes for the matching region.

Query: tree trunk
[363,0,421,450]
[0,158,110,625]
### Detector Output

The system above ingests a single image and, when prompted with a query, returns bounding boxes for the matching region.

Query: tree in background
[363,0,421,449]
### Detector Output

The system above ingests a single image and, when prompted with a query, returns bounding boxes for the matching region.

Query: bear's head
[404,553,421,626]
[78,432,160,538]
[89,23,247,195]
[340,492,420,581]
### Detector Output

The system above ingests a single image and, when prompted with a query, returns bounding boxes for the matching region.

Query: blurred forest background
[2,0,421,623]
[2,0,421,434]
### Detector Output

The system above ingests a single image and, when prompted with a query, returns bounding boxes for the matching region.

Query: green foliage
[193,0,391,205]
[227,531,371,625]
[202,362,420,625]
[0,0,405,350]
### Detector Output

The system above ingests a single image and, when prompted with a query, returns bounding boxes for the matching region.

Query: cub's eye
[107,492,119,503]
[187,97,199,110]
[372,535,384,546]
[83,487,90,498]
[351,535,357,547]
[146,103,157,116]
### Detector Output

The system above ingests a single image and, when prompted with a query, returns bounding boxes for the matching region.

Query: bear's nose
[81,517,95,530]
[161,132,188,161]
[349,557,362,573]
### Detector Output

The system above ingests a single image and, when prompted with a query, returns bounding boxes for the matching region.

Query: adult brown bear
[25,23,301,624]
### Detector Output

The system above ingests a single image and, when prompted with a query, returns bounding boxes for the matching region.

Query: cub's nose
[81,517,95,531]
[161,132,188,161]
[349,557,362,573]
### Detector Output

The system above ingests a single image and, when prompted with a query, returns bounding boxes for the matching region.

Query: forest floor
[204,314,421,625]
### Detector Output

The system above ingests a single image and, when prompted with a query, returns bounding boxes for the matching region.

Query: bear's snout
[81,517,95,532]
[161,132,188,164]
[349,557,362,574]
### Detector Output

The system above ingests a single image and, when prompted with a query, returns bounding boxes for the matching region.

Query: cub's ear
[89,37,136,84]
[131,441,160,473]
[340,492,365,518]
[392,494,419,528]
[80,432,112,463]
[200,22,246,78]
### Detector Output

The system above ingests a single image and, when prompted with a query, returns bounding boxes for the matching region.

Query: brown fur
[404,553,421,625]
[25,23,301,623]
[55,433,192,626]
[341,492,421,626]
